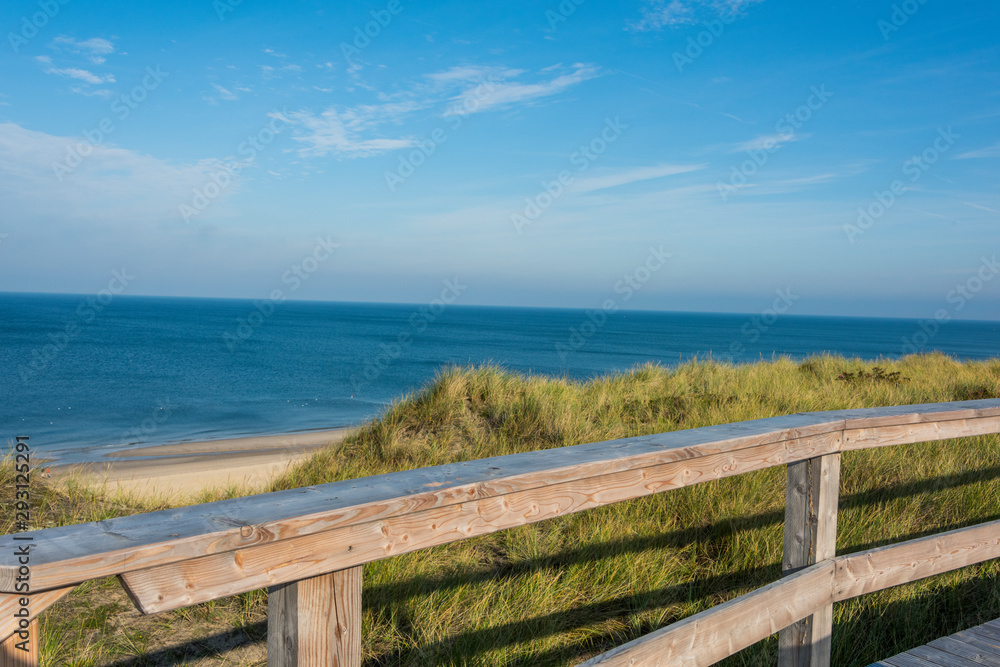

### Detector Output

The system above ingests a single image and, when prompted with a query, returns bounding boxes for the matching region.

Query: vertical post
[0,618,38,667]
[778,452,841,667]
[268,566,362,667]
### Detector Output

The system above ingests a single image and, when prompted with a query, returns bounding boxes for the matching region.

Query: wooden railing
[2,399,999,666]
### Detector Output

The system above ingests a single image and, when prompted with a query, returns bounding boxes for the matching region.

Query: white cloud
[0,122,242,222]
[963,201,1000,213]
[43,67,115,85]
[630,0,763,31]
[443,63,599,117]
[573,164,706,193]
[50,36,115,64]
[211,83,239,101]
[955,141,1000,159]
[730,131,806,153]
[426,66,523,85]
[284,62,598,158]
[284,107,417,158]
[70,86,114,98]
[261,63,302,79]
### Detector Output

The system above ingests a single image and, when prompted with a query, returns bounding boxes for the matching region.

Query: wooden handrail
[578,520,1000,666]
[1,399,998,666]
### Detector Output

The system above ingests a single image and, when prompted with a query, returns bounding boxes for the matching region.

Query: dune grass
[5,353,1000,665]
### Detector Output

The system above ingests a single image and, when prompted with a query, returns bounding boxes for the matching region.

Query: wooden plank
[0,618,37,667]
[806,400,1000,430]
[0,414,849,594]
[267,566,361,667]
[957,639,1000,662]
[578,561,836,666]
[960,627,1000,653]
[928,636,1000,666]
[882,653,939,667]
[833,520,1000,601]
[5,403,999,597]
[843,417,1000,453]
[0,588,73,644]
[910,645,983,667]
[122,434,841,613]
[967,625,1000,645]
[779,453,841,667]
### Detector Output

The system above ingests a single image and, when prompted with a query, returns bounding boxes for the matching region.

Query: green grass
[5,353,1000,665]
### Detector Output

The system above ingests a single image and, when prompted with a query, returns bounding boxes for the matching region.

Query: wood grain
[927,636,1000,666]
[833,520,1000,601]
[1,414,848,594]
[122,434,841,613]
[5,402,998,597]
[580,518,1000,666]
[0,618,37,667]
[578,562,837,666]
[267,567,361,667]
[843,416,1000,452]
[779,453,840,667]
[0,588,73,644]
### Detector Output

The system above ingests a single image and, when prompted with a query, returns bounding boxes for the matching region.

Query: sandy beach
[50,428,353,501]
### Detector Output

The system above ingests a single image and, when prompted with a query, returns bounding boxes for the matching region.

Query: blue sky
[1,0,998,319]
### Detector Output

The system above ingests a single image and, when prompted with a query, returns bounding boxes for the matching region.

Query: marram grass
[6,353,1000,666]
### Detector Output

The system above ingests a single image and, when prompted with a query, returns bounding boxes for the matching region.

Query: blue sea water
[1,292,998,463]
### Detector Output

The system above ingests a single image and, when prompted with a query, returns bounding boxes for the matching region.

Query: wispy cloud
[955,141,1000,159]
[630,0,763,31]
[49,36,114,64]
[36,58,116,85]
[36,53,115,97]
[261,63,302,79]
[0,122,242,221]
[443,63,599,116]
[573,164,706,193]
[730,131,805,153]
[283,107,417,158]
[284,63,598,158]
[963,201,1000,213]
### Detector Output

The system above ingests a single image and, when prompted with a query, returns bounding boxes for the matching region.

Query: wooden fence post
[778,452,841,667]
[0,618,37,667]
[268,566,362,667]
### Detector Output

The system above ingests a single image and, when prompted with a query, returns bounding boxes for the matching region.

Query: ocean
[1,292,998,463]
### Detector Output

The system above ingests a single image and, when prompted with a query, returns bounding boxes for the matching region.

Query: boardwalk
[873,619,1000,667]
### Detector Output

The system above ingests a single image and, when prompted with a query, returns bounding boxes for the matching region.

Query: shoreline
[50,427,353,501]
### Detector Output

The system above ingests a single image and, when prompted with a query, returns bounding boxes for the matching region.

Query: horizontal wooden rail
[1,398,998,666]
[579,519,1000,666]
